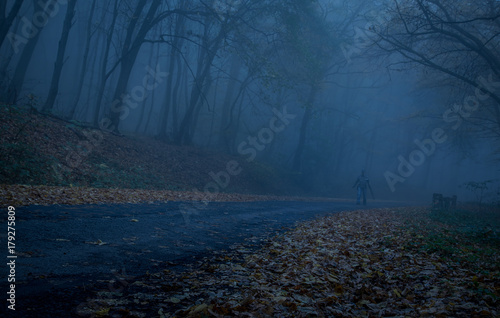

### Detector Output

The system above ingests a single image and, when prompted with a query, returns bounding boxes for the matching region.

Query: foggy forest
[1,1,500,317]
[1,0,499,201]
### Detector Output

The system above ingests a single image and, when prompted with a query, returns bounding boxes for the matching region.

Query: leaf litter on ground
[78,207,499,317]
[0,183,348,207]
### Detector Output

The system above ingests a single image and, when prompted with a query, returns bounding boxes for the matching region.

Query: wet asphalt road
[0,200,407,316]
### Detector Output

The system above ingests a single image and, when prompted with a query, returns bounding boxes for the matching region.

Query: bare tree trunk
[42,0,76,113]
[207,70,221,147]
[171,49,187,136]
[218,55,242,151]
[142,89,155,134]
[107,0,160,132]
[0,15,21,94]
[292,85,317,171]
[158,7,187,140]
[333,128,346,179]
[0,46,15,95]
[190,70,213,142]
[68,0,97,120]
[232,93,245,152]
[223,71,252,154]
[0,0,24,47]
[135,42,159,133]
[364,128,378,172]
[83,29,101,120]
[93,0,119,126]
[175,29,224,145]
[5,0,44,104]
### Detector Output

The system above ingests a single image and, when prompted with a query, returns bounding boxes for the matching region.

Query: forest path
[4,200,407,317]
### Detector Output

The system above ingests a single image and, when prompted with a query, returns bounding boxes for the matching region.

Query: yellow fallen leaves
[393,288,402,297]
[0,183,345,207]
[168,297,181,304]
[86,239,107,246]
[187,303,208,314]
[82,207,499,317]
[94,307,110,317]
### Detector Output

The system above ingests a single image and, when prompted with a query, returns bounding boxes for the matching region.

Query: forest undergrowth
[0,104,302,199]
[76,206,499,318]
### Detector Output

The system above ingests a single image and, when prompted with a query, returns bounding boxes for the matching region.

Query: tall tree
[105,1,185,132]
[174,2,226,145]
[374,0,500,137]
[273,0,335,171]
[105,0,153,131]
[0,0,24,48]
[157,0,189,140]
[67,0,97,120]
[218,54,244,152]
[4,0,44,104]
[174,0,269,145]
[42,0,77,113]
[135,39,159,133]
[92,0,119,126]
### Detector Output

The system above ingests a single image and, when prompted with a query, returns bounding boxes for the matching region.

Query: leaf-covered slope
[0,105,301,196]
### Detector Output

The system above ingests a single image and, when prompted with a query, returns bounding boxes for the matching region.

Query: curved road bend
[1,200,409,317]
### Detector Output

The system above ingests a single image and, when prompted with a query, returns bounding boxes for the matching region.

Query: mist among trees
[1,0,500,202]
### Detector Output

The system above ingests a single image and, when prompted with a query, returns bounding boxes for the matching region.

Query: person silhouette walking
[352,169,373,205]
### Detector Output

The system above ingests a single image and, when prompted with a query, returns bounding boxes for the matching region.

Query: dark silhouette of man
[353,169,372,205]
